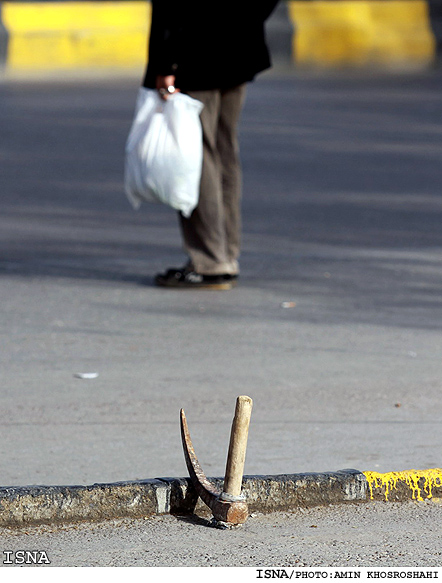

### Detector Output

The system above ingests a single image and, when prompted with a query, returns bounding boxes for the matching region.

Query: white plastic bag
[124,88,204,218]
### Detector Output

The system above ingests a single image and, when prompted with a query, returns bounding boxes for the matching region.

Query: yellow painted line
[364,469,442,502]
[288,0,435,68]
[2,1,151,70]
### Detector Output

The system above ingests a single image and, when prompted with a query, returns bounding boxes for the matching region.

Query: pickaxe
[180,395,253,527]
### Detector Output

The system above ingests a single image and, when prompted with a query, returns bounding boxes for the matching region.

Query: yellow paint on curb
[288,0,435,68]
[2,1,151,71]
[364,469,442,502]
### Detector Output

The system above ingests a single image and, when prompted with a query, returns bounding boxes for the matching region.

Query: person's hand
[156,75,180,100]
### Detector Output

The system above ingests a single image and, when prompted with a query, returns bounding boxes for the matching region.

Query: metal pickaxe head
[180,396,253,526]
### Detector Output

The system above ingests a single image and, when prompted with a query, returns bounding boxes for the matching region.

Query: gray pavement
[1,501,442,567]
[1,70,442,492]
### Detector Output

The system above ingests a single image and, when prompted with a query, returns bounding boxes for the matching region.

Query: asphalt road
[1,70,442,489]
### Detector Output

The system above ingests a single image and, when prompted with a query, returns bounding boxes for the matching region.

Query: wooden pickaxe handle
[222,396,253,499]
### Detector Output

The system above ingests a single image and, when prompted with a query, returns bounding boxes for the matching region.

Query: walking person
[144,0,280,289]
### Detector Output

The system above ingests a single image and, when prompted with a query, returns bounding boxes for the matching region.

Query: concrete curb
[1,469,441,528]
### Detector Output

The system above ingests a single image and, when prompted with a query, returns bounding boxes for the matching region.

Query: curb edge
[1,469,440,528]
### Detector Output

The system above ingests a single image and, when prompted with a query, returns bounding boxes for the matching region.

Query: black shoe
[155,268,237,290]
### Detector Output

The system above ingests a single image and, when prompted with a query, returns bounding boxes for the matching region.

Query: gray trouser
[180,85,247,276]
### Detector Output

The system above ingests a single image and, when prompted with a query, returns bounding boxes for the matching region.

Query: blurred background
[0,0,441,78]
[2,1,442,487]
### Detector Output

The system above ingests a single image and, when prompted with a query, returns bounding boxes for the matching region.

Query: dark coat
[143,0,280,92]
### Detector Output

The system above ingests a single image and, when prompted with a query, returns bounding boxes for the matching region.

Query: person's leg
[179,85,246,276]
[217,84,247,274]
